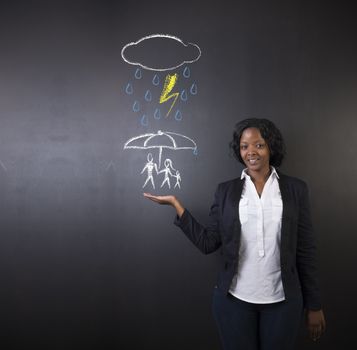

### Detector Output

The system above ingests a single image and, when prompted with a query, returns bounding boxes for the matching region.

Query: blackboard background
[0,0,356,349]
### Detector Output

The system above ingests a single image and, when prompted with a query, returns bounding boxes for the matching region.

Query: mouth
[247,158,259,165]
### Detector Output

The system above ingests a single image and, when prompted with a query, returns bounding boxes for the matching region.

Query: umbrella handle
[158,147,162,169]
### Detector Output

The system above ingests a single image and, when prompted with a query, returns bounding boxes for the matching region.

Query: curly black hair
[229,118,286,167]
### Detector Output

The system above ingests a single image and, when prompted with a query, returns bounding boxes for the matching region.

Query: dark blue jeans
[212,286,303,350]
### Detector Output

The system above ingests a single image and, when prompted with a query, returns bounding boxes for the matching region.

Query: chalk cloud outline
[121,34,202,72]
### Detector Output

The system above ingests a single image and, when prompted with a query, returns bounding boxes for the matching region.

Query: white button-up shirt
[229,167,285,303]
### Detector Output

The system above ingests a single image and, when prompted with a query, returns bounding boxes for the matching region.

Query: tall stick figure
[141,153,158,189]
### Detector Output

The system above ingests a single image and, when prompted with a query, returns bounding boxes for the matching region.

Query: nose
[247,146,257,156]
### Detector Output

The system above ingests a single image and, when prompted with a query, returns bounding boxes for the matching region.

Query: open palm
[143,193,176,205]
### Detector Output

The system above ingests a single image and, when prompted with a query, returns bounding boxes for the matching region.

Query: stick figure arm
[141,164,148,174]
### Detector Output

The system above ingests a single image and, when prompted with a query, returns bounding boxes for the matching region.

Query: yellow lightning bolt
[159,73,179,117]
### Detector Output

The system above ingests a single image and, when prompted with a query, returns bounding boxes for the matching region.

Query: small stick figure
[173,170,181,189]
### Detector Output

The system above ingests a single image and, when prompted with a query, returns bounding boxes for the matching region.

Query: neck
[248,167,271,183]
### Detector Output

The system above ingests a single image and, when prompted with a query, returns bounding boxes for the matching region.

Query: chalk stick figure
[158,159,175,189]
[141,153,158,189]
[173,170,181,189]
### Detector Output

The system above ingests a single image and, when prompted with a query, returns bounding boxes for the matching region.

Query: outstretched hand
[143,193,185,217]
[143,193,176,205]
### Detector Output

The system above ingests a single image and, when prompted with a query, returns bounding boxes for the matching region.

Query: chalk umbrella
[124,130,197,168]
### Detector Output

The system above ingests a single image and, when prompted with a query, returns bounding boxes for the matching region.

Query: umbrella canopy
[124,130,197,167]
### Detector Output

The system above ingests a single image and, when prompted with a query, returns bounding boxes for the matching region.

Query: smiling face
[239,127,270,175]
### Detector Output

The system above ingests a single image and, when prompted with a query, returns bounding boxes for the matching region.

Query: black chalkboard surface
[0,1,356,349]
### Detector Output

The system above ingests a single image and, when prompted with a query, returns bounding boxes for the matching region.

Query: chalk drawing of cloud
[121,34,201,72]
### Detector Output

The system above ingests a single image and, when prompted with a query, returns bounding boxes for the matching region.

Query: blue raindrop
[190,83,197,95]
[144,90,152,102]
[152,74,160,86]
[140,114,148,126]
[193,148,198,155]
[134,68,142,79]
[154,108,161,120]
[183,66,190,78]
[132,101,140,112]
[125,83,133,95]
[180,90,188,101]
[174,110,182,121]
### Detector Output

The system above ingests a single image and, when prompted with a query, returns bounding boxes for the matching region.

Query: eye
[240,145,248,150]
[256,143,264,149]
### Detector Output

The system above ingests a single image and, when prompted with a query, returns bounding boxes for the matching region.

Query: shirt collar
[240,166,279,180]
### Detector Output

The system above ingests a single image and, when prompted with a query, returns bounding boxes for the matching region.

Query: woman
[144,118,325,350]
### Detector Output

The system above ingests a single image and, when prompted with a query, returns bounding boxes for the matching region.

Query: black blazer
[174,173,322,311]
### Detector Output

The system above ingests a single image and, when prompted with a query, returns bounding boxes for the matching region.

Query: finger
[310,329,317,341]
[309,326,316,340]
[149,197,162,203]
[151,196,169,204]
[312,326,322,341]
[144,195,160,203]
[143,193,160,201]
[321,318,326,333]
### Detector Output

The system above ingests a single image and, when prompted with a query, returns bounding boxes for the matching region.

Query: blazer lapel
[229,177,245,209]
[278,173,290,254]
[228,178,245,241]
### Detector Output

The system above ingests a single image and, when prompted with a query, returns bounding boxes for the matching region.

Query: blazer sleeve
[174,185,222,254]
[296,182,322,310]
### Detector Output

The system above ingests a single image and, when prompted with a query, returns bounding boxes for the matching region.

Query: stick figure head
[164,159,172,168]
